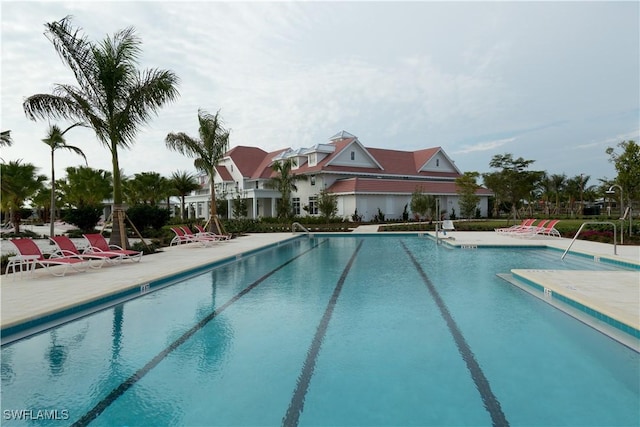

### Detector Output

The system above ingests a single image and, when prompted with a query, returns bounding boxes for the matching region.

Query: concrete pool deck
[1,229,638,350]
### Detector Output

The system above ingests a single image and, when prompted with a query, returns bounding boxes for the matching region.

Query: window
[310,175,316,186]
[350,151,355,161]
[436,158,440,167]
[292,198,301,215]
[308,196,318,215]
[255,181,259,189]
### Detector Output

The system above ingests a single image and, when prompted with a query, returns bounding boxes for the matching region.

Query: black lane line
[71,239,326,427]
[401,242,510,427]
[282,239,364,427]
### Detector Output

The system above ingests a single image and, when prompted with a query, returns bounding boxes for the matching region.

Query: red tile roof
[250,148,291,179]
[215,165,233,182]
[225,146,268,177]
[224,137,461,181]
[327,177,493,196]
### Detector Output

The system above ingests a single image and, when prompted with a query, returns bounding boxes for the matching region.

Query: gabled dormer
[269,148,307,170]
[306,143,335,166]
[415,148,461,174]
[326,137,384,170]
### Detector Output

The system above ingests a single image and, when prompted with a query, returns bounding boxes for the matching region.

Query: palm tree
[550,173,567,215]
[123,172,172,206]
[171,171,200,220]
[23,16,179,248]
[0,160,47,233]
[165,109,230,234]
[42,123,87,238]
[1,130,12,147]
[58,166,112,208]
[266,158,308,219]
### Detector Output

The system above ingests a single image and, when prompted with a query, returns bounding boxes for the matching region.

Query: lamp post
[606,185,624,244]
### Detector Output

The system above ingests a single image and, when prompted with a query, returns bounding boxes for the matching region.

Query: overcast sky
[1,1,638,187]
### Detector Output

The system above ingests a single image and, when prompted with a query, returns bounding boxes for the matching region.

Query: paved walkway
[1,229,638,350]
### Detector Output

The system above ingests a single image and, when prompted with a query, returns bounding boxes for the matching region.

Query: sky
[1,1,639,188]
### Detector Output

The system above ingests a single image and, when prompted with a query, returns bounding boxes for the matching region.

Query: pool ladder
[291,222,310,234]
[561,221,617,260]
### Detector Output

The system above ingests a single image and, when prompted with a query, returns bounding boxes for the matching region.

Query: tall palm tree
[266,158,308,219]
[550,173,567,215]
[42,123,87,238]
[1,130,12,147]
[23,15,179,248]
[170,170,200,220]
[0,160,47,233]
[165,109,230,234]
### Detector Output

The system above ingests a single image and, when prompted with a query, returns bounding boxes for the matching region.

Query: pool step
[497,272,639,353]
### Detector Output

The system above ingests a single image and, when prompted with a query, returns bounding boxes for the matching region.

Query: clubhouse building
[183,131,492,222]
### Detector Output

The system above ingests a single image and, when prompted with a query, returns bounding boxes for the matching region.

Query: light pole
[606,185,624,244]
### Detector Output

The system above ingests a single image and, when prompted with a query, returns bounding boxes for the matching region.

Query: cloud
[452,137,517,155]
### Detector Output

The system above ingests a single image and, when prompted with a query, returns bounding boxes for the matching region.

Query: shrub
[126,204,170,234]
[62,206,102,232]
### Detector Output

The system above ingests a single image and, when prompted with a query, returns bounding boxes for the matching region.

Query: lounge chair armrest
[108,244,125,250]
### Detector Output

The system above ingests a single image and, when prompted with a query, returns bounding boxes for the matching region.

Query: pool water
[1,236,638,426]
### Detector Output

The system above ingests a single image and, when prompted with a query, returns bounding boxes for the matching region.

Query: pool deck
[1,229,638,350]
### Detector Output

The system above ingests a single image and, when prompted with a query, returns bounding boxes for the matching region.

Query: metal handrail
[561,221,617,260]
[291,222,310,234]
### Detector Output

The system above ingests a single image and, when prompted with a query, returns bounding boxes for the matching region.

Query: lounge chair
[7,238,87,277]
[82,234,143,262]
[441,220,455,236]
[495,218,535,234]
[181,226,226,243]
[194,224,231,241]
[509,219,548,237]
[170,226,217,247]
[538,219,561,237]
[514,219,561,238]
[50,235,123,268]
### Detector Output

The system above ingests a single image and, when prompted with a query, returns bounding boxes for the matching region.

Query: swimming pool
[1,236,638,426]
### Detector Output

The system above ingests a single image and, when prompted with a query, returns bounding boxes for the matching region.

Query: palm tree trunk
[109,146,130,249]
[49,148,56,239]
[209,180,223,235]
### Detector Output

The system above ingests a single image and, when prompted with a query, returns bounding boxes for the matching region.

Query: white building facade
[183,131,492,222]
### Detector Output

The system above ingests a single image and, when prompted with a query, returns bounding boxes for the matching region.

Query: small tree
[410,187,436,220]
[455,171,481,219]
[0,160,47,233]
[410,187,428,220]
[266,158,307,220]
[606,140,640,205]
[317,189,338,223]
[170,171,200,220]
[482,153,543,222]
[232,194,248,219]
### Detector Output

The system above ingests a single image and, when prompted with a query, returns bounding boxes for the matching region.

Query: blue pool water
[1,236,638,426]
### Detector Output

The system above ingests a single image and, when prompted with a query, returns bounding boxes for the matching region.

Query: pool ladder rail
[561,221,617,260]
[291,222,310,234]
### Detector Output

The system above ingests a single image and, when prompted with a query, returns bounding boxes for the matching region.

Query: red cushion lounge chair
[50,236,123,268]
[181,226,221,244]
[82,234,143,262]
[7,238,87,277]
[170,226,216,247]
[194,224,231,241]
[514,219,561,238]
[495,218,535,234]
[509,219,549,236]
